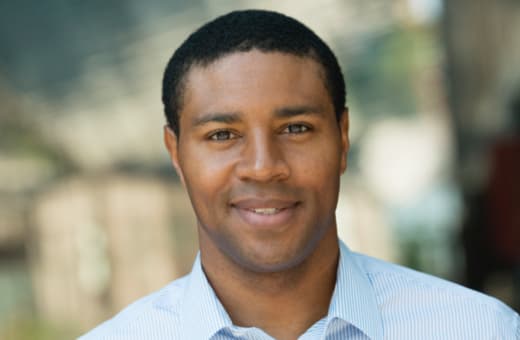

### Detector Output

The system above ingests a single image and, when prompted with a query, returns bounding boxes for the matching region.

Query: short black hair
[162,9,346,136]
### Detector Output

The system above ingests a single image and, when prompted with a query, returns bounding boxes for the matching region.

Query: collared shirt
[79,240,520,339]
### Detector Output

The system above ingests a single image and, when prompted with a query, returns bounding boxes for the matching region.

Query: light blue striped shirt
[79,240,519,339]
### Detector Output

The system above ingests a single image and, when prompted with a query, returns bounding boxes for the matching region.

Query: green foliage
[347,25,439,118]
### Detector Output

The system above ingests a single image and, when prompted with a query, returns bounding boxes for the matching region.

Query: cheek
[287,140,342,179]
[286,141,342,212]
[179,145,236,201]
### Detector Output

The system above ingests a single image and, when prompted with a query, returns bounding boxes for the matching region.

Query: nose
[236,131,290,182]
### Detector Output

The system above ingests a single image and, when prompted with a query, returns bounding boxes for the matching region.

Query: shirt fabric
[79,240,520,339]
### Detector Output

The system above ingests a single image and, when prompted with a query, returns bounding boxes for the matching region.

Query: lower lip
[232,204,299,230]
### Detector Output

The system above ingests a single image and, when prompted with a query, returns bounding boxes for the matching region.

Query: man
[80,10,519,340]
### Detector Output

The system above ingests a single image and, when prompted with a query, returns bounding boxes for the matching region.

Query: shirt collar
[178,240,383,340]
[328,240,384,340]
[179,254,233,339]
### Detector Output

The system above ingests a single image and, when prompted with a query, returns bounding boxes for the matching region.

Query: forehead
[180,51,332,118]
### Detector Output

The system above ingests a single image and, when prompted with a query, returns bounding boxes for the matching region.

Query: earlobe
[163,125,186,186]
[339,108,350,174]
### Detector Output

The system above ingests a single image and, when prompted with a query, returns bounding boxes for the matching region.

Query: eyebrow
[191,105,325,127]
[274,105,325,118]
[191,112,242,127]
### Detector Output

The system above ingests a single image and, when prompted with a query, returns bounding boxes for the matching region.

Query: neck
[200,227,340,340]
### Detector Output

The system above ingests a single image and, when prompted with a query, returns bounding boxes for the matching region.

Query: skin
[164,50,349,340]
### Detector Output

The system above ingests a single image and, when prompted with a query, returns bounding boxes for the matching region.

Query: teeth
[252,208,279,215]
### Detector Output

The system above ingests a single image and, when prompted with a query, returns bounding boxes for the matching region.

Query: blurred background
[0,0,519,338]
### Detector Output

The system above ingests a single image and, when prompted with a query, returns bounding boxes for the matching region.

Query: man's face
[165,50,349,273]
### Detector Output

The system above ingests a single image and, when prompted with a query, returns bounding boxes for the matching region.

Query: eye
[208,130,238,141]
[283,124,311,134]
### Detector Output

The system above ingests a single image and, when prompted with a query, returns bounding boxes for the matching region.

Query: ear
[163,125,186,186]
[339,108,350,174]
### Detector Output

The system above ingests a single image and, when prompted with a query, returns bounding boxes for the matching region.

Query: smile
[249,208,282,215]
[230,198,300,229]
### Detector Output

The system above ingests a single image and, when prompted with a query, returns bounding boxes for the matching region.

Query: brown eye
[209,130,237,141]
[284,124,310,134]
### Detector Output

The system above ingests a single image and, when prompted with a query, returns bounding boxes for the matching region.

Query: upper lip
[230,198,299,210]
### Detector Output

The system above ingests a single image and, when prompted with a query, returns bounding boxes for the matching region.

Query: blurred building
[443,0,520,312]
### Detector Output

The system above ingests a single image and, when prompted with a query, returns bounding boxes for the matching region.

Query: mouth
[230,198,300,229]
[247,207,283,215]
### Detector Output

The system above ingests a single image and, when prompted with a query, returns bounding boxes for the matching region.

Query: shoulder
[78,275,189,340]
[351,252,520,339]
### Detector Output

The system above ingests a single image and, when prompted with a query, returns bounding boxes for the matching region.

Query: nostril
[236,152,290,182]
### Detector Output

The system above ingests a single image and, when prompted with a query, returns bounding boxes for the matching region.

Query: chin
[230,243,312,274]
